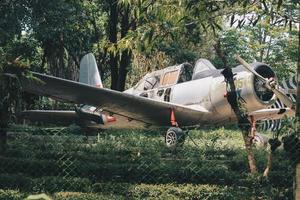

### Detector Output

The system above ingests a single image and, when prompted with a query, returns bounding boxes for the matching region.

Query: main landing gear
[164,109,186,148]
[165,127,186,148]
[249,117,269,148]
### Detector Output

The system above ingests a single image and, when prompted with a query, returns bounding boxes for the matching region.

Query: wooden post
[296,164,300,200]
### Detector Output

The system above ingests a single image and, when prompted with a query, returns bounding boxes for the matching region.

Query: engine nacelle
[210,63,276,119]
[235,63,277,112]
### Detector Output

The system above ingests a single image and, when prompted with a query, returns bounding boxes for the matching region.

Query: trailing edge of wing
[20,73,211,126]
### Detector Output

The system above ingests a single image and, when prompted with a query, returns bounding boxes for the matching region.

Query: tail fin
[79,53,102,88]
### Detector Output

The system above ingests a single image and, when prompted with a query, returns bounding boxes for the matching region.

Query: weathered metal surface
[19,55,295,128]
[21,72,212,126]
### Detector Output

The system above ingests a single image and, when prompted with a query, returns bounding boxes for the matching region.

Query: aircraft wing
[20,72,212,126]
[248,108,295,121]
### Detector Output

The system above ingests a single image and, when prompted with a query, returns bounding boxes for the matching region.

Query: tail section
[78,53,116,124]
[79,53,102,88]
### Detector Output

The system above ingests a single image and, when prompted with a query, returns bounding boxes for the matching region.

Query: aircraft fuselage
[125,61,276,125]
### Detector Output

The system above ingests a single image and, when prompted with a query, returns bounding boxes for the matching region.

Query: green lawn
[0,126,295,199]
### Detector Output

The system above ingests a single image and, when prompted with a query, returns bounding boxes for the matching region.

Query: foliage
[0,189,27,200]
[1,0,299,90]
[0,2,299,199]
[0,127,294,199]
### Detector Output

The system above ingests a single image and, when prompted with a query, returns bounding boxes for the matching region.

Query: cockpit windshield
[178,63,193,83]
[192,59,216,80]
[134,62,196,91]
[193,59,216,74]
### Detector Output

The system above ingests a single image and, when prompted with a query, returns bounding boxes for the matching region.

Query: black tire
[165,127,185,148]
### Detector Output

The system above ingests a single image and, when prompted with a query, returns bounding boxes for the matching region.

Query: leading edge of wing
[20,72,211,126]
[248,108,295,121]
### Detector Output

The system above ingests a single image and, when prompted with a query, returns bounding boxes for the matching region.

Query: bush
[0,189,27,200]
[0,127,295,198]
[31,176,92,193]
[93,182,250,200]
[54,192,123,200]
[0,174,92,193]
[0,157,60,177]
[0,174,32,190]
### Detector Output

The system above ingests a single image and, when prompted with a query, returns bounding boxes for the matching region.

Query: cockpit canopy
[134,59,216,91]
[135,63,194,91]
[192,59,216,80]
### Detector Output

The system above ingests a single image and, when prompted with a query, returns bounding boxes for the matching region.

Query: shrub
[0,189,27,200]
[0,174,32,190]
[31,176,92,193]
[54,192,123,200]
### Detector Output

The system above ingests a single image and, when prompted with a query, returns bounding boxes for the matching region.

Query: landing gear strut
[165,109,186,148]
[165,127,185,148]
[250,116,268,148]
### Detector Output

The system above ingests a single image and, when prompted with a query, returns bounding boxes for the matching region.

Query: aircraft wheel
[252,133,269,148]
[165,127,185,148]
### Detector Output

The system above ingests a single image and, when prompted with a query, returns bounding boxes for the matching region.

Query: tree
[0,0,31,154]
[29,0,102,80]
[297,24,300,120]
[97,0,229,90]
[186,0,299,174]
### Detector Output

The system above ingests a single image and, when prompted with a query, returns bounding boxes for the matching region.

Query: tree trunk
[215,41,258,173]
[224,55,258,174]
[296,23,300,120]
[0,78,8,155]
[59,45,65,78]
[110,55,119,90]
[117,50,131,91]
[117,4,131,91]
[109,0,119,90]
[263,152,272,177]
[226,80,258,174]
[0,129,7,155]
[0,100,8,154]
[242,133,257,174]
[259,29,267,62]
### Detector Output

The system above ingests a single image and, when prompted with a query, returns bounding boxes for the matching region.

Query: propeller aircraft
[19,53,295,148]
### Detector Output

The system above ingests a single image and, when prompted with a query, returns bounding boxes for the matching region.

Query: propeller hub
[253,65,276,103]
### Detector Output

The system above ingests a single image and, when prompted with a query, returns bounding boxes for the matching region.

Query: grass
[0,126,295,199]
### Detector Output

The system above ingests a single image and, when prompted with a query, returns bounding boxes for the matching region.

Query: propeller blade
[235,55,266,82]
[273,87,295,109]
[235,55,295,110]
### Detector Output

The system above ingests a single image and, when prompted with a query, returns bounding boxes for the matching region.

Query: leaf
[230,15,235,27]
[277,0,283,11]
[148,28,154,44]
[213,21,223,31]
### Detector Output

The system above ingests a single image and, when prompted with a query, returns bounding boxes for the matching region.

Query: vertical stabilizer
[79,53,102,88]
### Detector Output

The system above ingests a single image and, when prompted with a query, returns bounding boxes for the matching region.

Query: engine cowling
[252,63,276,104]
[235,63,277,112]
[210,62,277,119]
